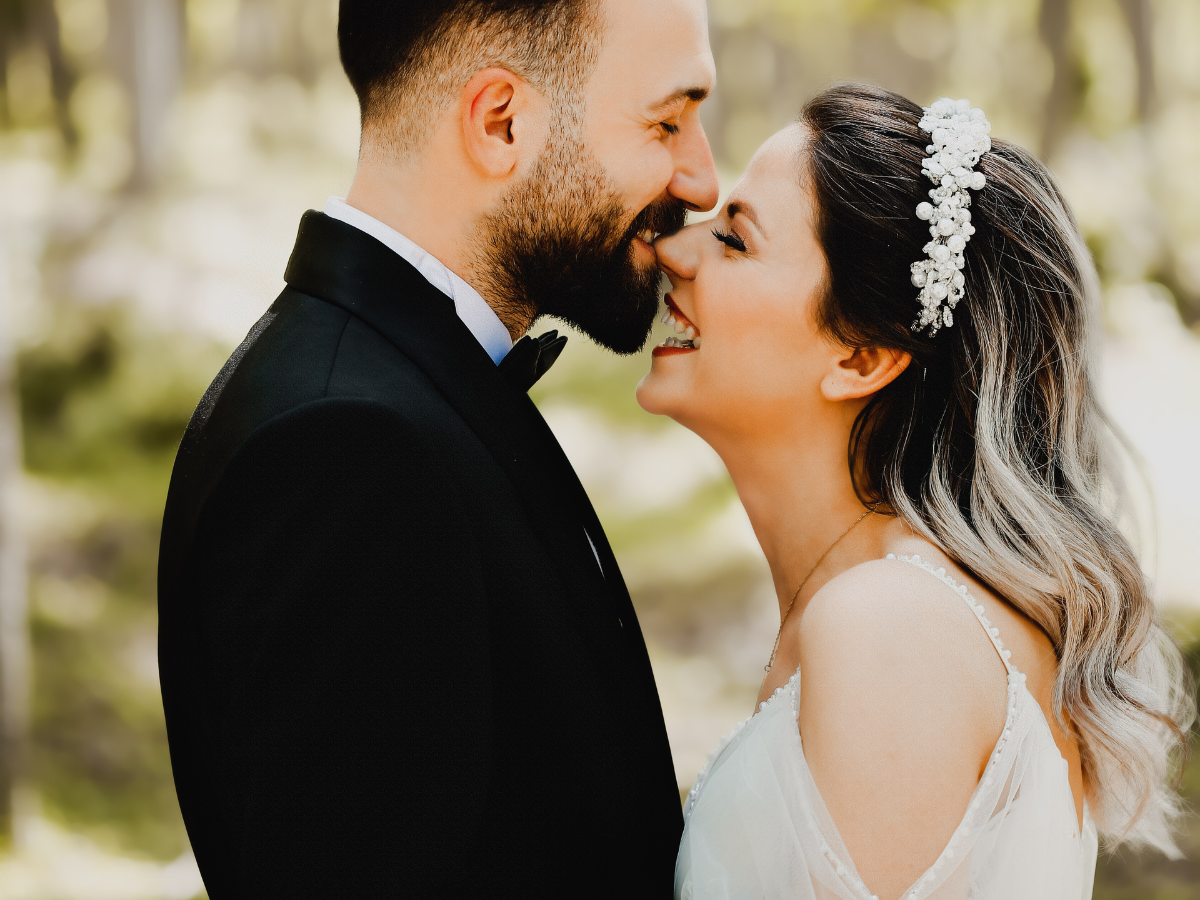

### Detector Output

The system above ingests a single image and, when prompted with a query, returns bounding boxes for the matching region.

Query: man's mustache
[622,198,687,247]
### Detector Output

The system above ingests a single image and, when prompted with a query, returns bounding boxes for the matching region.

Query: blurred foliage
[19,307,222,492]
[1091,621,1200,896]
[530,337,664,430]
[19,303,225,858]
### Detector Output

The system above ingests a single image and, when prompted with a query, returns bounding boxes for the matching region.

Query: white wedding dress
[676,554,1097,900]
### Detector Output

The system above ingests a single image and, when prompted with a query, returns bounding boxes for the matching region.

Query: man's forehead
[598,0,715,100]
[601,0,709,31]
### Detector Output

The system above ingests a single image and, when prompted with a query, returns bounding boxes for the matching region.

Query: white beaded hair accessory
[910,97,992,336]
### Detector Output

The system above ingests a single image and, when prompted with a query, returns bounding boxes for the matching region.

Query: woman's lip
[652,344,698,358]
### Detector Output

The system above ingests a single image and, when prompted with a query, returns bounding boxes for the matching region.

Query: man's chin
[571,294,661,355]
[590,323,656,356]
[542,291,658,355]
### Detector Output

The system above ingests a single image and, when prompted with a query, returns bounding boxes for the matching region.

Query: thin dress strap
[887,553,1019,677]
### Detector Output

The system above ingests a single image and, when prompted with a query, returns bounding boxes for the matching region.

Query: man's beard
[474,133,686,355]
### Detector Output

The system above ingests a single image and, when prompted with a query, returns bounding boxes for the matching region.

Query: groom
[157,0,717,896]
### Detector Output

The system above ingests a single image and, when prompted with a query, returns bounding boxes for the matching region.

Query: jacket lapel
[283,213,616,609]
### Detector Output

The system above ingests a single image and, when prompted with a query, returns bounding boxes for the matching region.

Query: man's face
[478,0,718,355]
[477,133,688,354]
[582,0,719,242]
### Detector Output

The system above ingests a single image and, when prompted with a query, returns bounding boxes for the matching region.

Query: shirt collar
[323,197,513,365]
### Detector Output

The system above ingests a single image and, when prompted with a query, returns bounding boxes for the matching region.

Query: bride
[637,84,1192,900]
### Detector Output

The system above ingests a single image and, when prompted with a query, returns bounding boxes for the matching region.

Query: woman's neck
[711,424,871,618]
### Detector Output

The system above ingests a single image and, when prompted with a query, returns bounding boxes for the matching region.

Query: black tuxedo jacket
[157,212,683,898]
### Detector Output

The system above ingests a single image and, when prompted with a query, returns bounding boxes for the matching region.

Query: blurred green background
[0,0,1198,895]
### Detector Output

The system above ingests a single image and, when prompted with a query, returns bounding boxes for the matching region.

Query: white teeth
[658,336,699,350]
[639,230,654,243]
[659,306,701,348]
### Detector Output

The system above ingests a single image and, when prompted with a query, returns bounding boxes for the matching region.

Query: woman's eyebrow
[728,200,764,237]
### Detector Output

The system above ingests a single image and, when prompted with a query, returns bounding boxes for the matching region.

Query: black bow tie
[498,329,568,393]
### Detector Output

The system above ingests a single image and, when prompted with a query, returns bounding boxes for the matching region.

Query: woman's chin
[636,365,697,421]
[635,370,677,417]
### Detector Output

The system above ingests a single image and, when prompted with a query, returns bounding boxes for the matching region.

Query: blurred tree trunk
[0,225,29,847]
[0,0,74,140]
[1039,0,1072,160]
[108,0,185,187]
[0,0,35,129]
[1115,0,1154,121]
[43,0,74,141]
[36,0,75,142]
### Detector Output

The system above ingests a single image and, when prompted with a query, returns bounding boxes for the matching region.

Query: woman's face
[636,124,836,445]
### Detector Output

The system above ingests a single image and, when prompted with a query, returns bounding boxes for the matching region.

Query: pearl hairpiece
[910,97,992,335]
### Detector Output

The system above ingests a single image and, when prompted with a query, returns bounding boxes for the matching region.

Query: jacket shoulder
[160,289,435,586]
[185,287,438,459]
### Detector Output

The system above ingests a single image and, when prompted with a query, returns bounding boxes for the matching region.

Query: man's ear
[461,67,548,179]
[820,344,913,403]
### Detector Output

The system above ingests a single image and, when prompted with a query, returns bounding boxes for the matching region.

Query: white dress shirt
[323,197,513,364]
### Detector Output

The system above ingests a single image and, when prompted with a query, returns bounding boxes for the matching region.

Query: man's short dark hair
[338,0,601,161]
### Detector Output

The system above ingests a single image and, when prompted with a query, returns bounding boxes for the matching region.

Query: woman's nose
[654,220,709,283]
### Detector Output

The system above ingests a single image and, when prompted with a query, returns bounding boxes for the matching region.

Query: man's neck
[344,164,467,275]
[344,157,530,340]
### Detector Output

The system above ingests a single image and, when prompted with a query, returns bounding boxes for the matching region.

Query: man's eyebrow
[647,86,710,115]
[728,200,763,235]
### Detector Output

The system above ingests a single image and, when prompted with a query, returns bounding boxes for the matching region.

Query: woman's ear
[460,67,549,180]
[821,344,913,403]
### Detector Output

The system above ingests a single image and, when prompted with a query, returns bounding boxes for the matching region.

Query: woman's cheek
[708,333,802,416]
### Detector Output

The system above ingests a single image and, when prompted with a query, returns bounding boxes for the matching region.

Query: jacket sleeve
[189,398,492,896]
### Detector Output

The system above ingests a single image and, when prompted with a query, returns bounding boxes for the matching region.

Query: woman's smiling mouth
[653,295,701,356]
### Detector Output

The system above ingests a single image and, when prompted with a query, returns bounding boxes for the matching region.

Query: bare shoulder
[793,555,1011,894]
[796,554,1009,727]
[797,556,990,658]
[796,554,1012,715]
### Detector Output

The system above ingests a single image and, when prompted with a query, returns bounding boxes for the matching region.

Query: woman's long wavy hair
[800,83,1193,853]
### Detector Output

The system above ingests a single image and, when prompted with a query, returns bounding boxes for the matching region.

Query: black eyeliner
[712,229,747,252]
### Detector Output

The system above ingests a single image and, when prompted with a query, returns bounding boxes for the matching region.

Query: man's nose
[668,124,720,213]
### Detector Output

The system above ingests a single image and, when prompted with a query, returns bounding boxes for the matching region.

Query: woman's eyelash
[712,229,747,252]
[661,122,680,135]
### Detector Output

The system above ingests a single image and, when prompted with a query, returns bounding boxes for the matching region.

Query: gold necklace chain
[763,507,875,674]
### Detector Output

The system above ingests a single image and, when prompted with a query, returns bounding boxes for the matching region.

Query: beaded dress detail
[675,554,1097,900]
